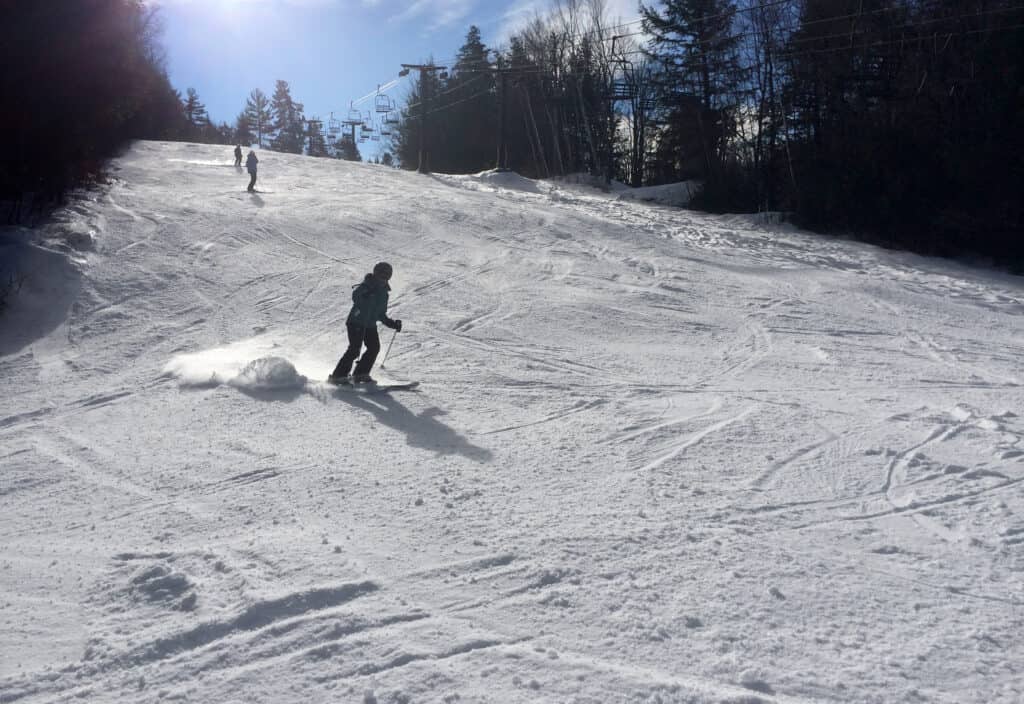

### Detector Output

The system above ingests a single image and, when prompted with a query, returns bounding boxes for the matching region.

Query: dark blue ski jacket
[346,274,398,329]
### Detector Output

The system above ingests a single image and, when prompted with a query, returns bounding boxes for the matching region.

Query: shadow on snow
[332,388,492,463]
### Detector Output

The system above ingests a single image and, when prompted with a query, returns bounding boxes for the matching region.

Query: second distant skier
[245,149,258,192]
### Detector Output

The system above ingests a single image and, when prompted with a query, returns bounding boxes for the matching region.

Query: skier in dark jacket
[328,262,403,384]
[245,150,258,192]
[233,144,242,167]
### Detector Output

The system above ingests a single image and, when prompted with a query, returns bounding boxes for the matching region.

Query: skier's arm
[380,309,402,331]
[377,296,401,331]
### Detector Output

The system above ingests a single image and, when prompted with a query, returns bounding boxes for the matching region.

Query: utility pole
[484,50,523,173]
[495,67,512,172]
[400,63,448,174]
[341,103,363,161]
[304,117,323,157]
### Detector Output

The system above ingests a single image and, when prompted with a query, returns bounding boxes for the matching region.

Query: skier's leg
[331,324,366,378]
[353,326,381,375]
[248,172,257,191]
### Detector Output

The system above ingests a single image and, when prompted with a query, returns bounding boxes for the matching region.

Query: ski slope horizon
[2,141,1023,703]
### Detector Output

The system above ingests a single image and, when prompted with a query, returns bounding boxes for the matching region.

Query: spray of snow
[163,339,307,391]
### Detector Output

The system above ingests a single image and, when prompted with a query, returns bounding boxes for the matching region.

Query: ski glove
[385,318,402,332]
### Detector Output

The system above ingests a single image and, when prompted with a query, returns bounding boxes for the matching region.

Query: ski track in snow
[2,142,1023,703]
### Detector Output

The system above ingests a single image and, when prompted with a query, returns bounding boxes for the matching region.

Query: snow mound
[614,180,697,207]
[228,356,306,391]
[465,169,542,194]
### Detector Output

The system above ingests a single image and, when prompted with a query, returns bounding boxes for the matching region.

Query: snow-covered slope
[2,141,1023,703]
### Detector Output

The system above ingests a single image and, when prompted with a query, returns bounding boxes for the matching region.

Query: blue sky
[157,0,640,155]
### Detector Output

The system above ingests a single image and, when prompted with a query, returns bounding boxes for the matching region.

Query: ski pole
[380,328,398,369]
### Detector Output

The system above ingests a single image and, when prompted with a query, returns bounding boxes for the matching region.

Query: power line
[610,5,1024,65]
[403,72,490,112]
[632,2,1024,55]
[337,0,1021,120]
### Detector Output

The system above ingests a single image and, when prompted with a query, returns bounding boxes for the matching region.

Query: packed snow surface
[2,141,1023,703]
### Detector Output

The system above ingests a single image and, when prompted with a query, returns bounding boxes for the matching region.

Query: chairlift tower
[341,103,365,152]
[399,63,448,174]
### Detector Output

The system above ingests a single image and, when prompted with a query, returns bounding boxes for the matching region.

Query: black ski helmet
[373,261,393,279]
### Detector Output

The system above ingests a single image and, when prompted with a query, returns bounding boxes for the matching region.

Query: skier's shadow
[334,391,492,463]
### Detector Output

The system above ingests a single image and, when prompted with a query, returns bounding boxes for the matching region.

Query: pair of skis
[326,377,419,393]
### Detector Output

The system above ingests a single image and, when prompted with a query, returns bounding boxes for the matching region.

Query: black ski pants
[332,322,380,377]
[247,170,257,191]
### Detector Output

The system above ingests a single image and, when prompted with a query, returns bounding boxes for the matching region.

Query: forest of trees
[2,0,1020,264]
[393,0,1023,264]
[1,1,186,219]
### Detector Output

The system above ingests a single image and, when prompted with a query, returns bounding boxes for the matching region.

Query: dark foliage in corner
[0,1,187,221]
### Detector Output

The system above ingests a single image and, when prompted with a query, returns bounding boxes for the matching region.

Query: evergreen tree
[641,0,742,183]
[393,63,445,170]
[336,136,361,162]
[244,88,272,147]
[270,79,305,153]
[182,87,208,135]
[234,111,254,146]
[211,121,234,144]
[442,25,498,173]
[128,71,190,142]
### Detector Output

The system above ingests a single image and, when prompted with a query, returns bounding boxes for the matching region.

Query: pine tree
[641,0,742,182]
[234,111,254,146]
[393,63,445,170]
[244,88,272,147]
[182,87,209,138]
[270,79,305,154]
[336,136,361,162]
[444,26,497,173]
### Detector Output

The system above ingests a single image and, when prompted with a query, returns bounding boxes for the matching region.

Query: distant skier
[233,144,242,167]
[245,150,258,192]
[328,262,403,385]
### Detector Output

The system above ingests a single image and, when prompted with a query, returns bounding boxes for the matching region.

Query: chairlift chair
[609,59,638,101]
[374,94,394,113]
[609,80,637,101]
